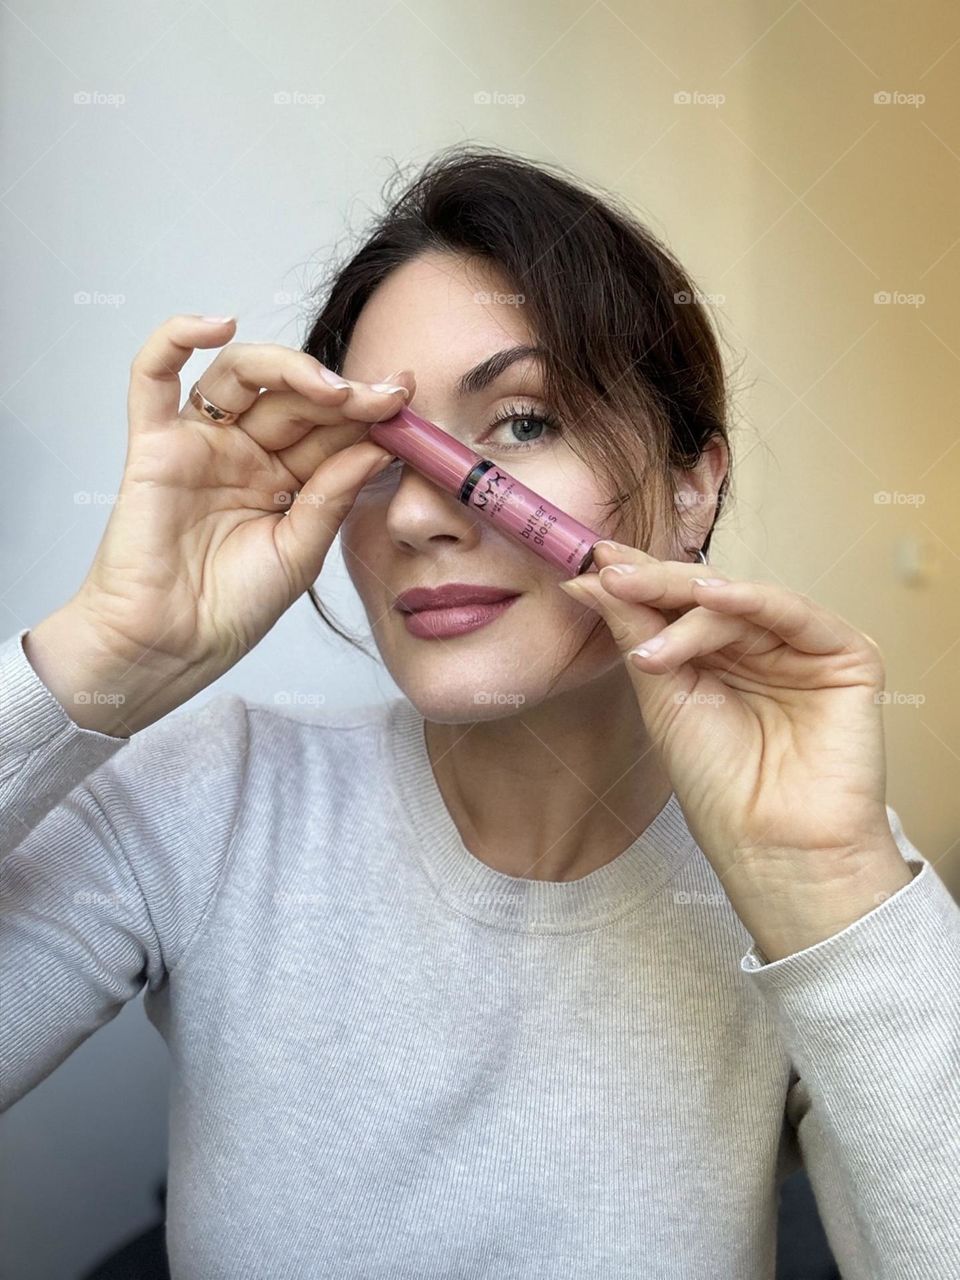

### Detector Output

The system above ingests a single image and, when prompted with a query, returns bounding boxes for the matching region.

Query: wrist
[723,839,915,961]
[24,605,193,737]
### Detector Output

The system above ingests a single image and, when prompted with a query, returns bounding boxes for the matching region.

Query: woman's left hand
[559,540,915,960]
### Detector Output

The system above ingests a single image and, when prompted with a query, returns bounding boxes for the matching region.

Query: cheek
[339,500,388,593]
[527,462,610,538]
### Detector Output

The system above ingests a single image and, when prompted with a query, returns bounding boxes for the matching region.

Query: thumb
[273,440,393,592]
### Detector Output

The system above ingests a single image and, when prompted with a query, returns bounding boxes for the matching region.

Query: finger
[271,441,394,593]
[590,540,725,627]
[233,368,415,457]
[558,572,705,721]
[276,422,393,485]
[592,541,862,657]
[183,342,348,423]
[221,389,370,453]
[684,579,860,656]
[625,606,766,672]
[595,556,728,612]
[128,314,237,433]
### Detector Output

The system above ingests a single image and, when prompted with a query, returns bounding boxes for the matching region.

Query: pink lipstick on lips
[394,582,520,639]
[368,405,605,576]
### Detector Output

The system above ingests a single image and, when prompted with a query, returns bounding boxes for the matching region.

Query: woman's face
[339,250,679,723]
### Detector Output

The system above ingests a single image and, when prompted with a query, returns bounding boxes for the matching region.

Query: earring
[686,546,708,565]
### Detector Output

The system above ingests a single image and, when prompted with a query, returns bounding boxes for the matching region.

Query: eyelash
[483,401,561,453]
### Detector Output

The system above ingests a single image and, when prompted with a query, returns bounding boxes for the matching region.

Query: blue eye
[485,402,561,452]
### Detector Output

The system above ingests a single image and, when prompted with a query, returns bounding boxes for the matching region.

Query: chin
[409,699,525,726]
[385,669,534,724]
[380,648,555,723]
[369,605,617,723]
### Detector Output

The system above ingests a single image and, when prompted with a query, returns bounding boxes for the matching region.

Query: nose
[384,462,483,558]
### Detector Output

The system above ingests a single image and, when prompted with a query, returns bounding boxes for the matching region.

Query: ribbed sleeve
[0,627,250,1110]
[0,628,127,849]
[739,807,960,1279]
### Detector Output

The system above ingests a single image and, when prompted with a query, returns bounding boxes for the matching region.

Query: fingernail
[594,539,633,553]
[559,577,596,598]
[629,634,666,657]
[367,454,395,473]
[199,315,235,324]
[692,577,729,587]
[319,367,350,389]
[602,563,637,576]
[370,382,409,396]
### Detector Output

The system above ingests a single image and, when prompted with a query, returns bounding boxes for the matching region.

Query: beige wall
[466,0,959,892]
[725,2,960,896]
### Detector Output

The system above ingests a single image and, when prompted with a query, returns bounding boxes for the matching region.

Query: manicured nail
[602,563,637,575]
[692,577,729,587]
[199,314,235,323]
[630,634,666,657]
[558,578,589,595]
[594,540,633,554]
[318,367,350,389]
[370,382,409,396]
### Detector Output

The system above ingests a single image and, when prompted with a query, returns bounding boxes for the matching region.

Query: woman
[2,145,957,1279]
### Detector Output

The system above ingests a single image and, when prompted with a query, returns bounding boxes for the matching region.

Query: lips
[395,583,520,613]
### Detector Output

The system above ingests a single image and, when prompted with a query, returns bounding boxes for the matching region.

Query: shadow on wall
[79,1170,840,1279]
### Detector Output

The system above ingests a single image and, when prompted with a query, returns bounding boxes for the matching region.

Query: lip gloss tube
[368,405,604,575]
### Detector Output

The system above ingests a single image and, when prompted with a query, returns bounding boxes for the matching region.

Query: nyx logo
[473,469,506,510]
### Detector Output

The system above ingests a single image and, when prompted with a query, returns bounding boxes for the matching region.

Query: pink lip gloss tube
[368,405,604,575]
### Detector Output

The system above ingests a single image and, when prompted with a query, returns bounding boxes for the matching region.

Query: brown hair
[300,142,732,662]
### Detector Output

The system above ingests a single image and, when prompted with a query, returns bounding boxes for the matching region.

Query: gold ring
[189,381,240,425]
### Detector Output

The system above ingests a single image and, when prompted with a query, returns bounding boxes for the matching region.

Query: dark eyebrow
[455,345,546,397]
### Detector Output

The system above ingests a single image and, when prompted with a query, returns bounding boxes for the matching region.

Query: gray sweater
[1,624,958,1280]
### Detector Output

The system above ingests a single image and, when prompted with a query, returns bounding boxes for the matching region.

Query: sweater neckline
[384,696,698,934]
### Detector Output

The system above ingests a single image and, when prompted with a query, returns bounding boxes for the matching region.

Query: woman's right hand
[24,314,413,736]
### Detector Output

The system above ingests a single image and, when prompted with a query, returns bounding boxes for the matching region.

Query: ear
[673,435,729,550]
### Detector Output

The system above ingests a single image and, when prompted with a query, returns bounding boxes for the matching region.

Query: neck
[423,666,673,882]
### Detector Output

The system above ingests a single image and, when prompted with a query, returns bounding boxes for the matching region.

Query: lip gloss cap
[368,406,481,492]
